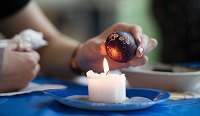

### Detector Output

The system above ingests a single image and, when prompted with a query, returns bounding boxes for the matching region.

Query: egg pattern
[105,31,137,63]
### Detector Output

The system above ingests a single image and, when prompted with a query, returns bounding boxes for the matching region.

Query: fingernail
[137,36,142,45]
[138,47,144,57]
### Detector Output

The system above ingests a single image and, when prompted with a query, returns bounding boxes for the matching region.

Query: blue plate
[43,88,170,111]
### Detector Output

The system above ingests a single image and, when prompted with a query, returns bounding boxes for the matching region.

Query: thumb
[100,42,107,55]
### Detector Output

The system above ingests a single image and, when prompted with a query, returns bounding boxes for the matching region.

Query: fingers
[28,50,40,62]
[136,34,158,58]
[146,38,158,53]
[25,51,41,76]
[34,63,41,75]
[127,55,149,67]
[136,34,148,57]
[129,25,143,44]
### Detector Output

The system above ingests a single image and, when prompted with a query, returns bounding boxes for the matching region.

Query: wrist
[70,45,86,75]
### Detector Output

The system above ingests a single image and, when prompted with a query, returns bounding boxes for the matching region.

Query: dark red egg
[105,31,137,63]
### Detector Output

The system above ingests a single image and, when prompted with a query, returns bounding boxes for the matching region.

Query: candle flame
[103,58,109,74]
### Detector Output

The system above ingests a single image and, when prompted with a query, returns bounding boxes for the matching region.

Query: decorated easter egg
[105,31,137,63]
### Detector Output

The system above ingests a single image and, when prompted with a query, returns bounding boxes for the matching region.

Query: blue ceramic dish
[43,88,170,111]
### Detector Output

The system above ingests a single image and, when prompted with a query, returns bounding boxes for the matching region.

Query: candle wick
[106,71,110,75]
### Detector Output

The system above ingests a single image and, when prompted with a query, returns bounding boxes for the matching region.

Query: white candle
[86,58,126,103]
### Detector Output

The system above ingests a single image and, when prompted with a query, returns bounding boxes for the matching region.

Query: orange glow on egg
[110,48,120,58]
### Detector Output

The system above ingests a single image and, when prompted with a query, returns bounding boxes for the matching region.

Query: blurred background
[35,0,200,64]
[36,0,161,63]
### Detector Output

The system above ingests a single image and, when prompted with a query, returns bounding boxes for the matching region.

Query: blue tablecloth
[1,76,200,116]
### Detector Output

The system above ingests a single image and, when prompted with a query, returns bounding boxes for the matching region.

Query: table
[1,76,200,116]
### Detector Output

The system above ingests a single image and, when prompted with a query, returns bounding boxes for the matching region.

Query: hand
[76,23,157,73]
[0,43,40,92]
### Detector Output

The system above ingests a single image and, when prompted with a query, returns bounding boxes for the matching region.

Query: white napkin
[0,82,67,96]
[0,29,48,50]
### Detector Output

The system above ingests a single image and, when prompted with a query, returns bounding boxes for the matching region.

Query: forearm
[38,34,80,77]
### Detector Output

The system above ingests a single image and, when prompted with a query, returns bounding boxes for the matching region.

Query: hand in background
[76,23,158,73]
[0,43,40,92]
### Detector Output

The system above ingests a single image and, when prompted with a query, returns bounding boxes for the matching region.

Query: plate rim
[43,88,170,111]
